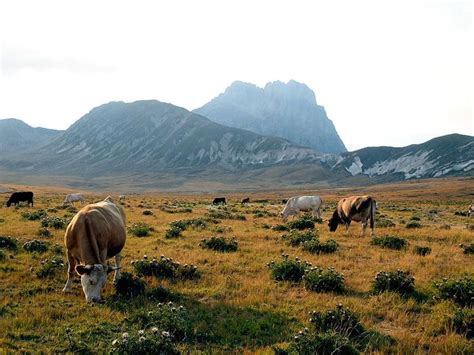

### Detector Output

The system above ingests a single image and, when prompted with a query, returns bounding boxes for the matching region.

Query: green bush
[414,246,431,256]
[206,209,246,220]
[0,236,19,251]
[272,224,290,232]
[114,272,146,298]
[372,270,415,295]
[287,217,315,230]
[434,276,474,307]
[165,226,182,239]
[170,218,210,231]
[41,216,69,229]
[410,215,421,221]
[309,305,364,338]
[21,209,47,221]
[453,308,474,339]
[128,222,153,237]
[0,249,5,262]
[302,239,339,254]
[283,230,317,247]
[109,329,179,355]
[376,218,396,228]
[459,243,474,254]
[199,236,238,252]
[37,227,51,237]
[132,255,200,280]
[36,257,65,278]
[303,267,345,293]
[267,255,310,282]
[371,236,408,250]
[23,240,49,253]
[142,210,153,216]
[406,221,422,229]
[289,330,357,355]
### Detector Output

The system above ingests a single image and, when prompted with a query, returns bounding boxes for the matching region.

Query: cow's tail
[370,198,376,231]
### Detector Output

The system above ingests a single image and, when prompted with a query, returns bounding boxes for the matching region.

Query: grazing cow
[6,191,34,207]
[468,205,474,217]
[212,197,226,205]
[280,196,323,220]
[241,197,250,204]
[62,196,126,303]
[64,193,84,205]
[328,195,377,237]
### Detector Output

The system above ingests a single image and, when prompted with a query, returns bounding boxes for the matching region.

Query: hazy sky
[0,0,472,151]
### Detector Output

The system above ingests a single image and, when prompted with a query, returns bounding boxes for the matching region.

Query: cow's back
[65,201,126,264]
[338,196,373,219]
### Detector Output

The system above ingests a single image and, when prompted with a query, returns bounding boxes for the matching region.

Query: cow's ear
[76,265,93,275]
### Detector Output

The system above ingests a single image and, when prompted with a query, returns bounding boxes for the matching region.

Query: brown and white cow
[62,196,126,303]
[328,195,377,236]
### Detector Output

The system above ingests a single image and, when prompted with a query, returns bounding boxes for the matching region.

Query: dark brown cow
[6,191,34,207]
[328,195,377,236]
[62,196,126,302]
[241,197,250,204]
[212,197,226,205]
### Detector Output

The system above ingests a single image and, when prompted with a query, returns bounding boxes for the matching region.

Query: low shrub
[170,218,210,231]
[0,236,19,251]
[372,270,415,295]
[165,226,182,239]
[376,218,396,228]
[302,239,339,254]
[287,217,315,230]
[206,210,246,220]
[0,250,5,262]
[23,240,49,253]
[303,267,345,293]
[37,227,51,237]
[309,305,364,338]
[406,221,422,229]
[453,308,474,339]
[272,224,290,232]
[289,330,357,355]
[114,272,146,298]
[414,246,431,256]
[283,230,317,247]
[36,256,65,278]
[371,236,408,250]
[199,236,238,252]
[267,255,311,282]
[128,222,153,237]
[109,329,179,355]
[459,243,474,254]
[434,276,474,307]
[21,209,47,221]
[410,215,421,221]
[142,210,153,216]
[41,216,69,229]
[132,255,200,280]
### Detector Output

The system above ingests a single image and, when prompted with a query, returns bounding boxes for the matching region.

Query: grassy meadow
[0,178,473,354]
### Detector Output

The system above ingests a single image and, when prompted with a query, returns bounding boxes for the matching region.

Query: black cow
[6,191,34,207]
[241,197,250,204]
[282,199,288,204]
[212,197,226,205]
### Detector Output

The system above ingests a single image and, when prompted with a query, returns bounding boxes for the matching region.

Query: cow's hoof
[62,287,73,293]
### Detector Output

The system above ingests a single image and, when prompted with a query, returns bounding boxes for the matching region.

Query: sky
[0,0,472,151]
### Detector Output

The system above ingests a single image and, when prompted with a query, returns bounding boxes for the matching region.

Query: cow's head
[75,264,119,303]
[6,201,11,207]
[328,210,341,232]
[280,209,289,220]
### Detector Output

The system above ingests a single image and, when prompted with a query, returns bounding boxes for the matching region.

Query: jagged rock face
[30,100,322,175]
[330,134,474,180]
[194,80,347,153]
[0,118,63,153]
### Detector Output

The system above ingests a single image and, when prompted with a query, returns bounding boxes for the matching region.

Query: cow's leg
[113,253,122,282]
[63,252,76,292]
[361,221,368,237]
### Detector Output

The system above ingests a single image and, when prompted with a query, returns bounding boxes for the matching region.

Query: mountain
[0,118,63,154]
[194,80,347,153]
[327,134,474,181]
[2,100,324,177]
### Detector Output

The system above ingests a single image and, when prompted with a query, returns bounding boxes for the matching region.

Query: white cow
[64,193,84,205]
[280,196,323,220]
[468,204,474,217]
[118,195,126,201]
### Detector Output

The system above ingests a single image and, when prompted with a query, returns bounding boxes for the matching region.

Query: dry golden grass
[0,177,473,353]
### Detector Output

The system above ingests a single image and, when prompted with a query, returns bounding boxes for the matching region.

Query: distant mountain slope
[194,80,347,153]
[329,134,474,180]
[0,118,63,153]
[6,100,323,176]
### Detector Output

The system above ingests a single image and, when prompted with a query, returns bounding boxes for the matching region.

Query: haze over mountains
[195,80,346,153]
[0,80,472,191]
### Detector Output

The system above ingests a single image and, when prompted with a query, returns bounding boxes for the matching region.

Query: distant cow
[468,205,474,217]
[241,197,250,204]
[280,196,323,219]
[64,193,84,205]
[6,191,34,207]
[62,196,126,303]
[328,195,377,237]
[212,197,226,205]
[118,195,126,201]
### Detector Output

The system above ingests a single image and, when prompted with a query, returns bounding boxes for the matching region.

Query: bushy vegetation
[414,246,432,256]
[36,256,65,278]
[109,329,179,354]
[21,209,47,221]
[434,276,474,307]
[376,217,396,228]
[165,226,182,239]
[0,236,19,251]
[372,270,415,295]
[267,255,310,282]
[287,217,315,230]
[132,255,200,280]
[302,239,339,254]
[170,218,210,231]
[37,227,51,237]
[23,240,49,253]
[453,308,474,339]
[272,224,290,231]
[405,221,422,229]
[303,266,345,293]
[41,216,69,229]
[459,243,474,254]
[371,235,408,250]
[128,222,153,237]
[142,209,153,216]
[199,236,238,252]
[114,272,146,298]
[206,209,246,220]
[282,230,317,247]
